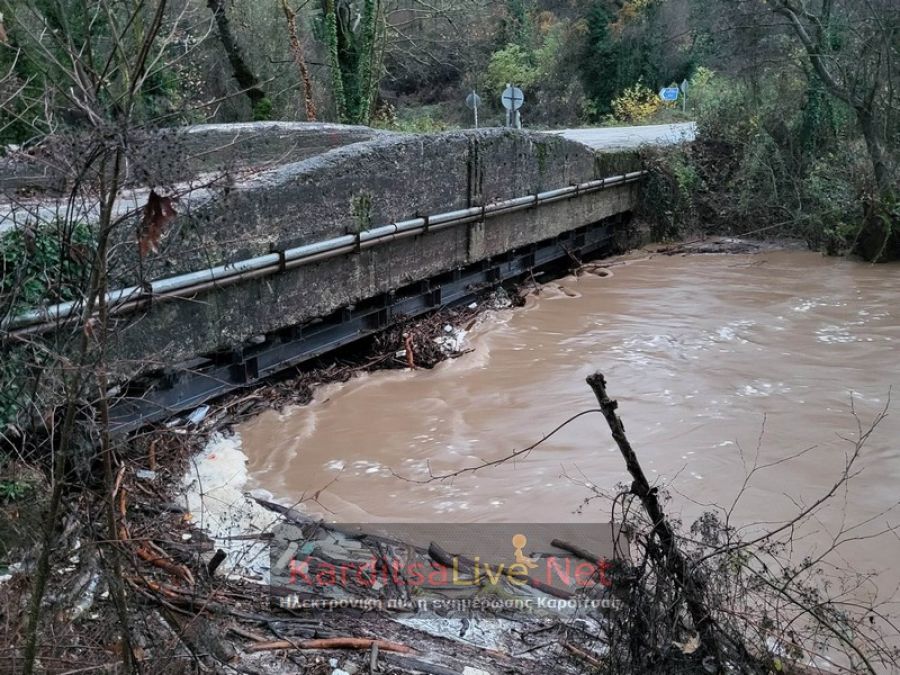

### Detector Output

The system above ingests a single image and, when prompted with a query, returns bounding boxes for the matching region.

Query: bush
[611,81,666,123]
[643,67,881,252]
[486,44,540,93]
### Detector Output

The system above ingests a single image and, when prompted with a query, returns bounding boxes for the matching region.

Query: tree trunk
[858,108,891,195]
[207,0,269,117]
[280,0,317,122]
[323,0,347,122]
[853,107,898,262]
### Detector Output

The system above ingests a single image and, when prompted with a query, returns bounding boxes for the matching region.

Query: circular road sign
[466,91,482,110]
[501,86,525,111]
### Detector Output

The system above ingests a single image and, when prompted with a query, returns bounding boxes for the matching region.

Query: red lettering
[546,556,572,586]
[288,558,310,586]
[574,562,597,587]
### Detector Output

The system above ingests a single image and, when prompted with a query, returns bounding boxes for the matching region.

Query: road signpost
[680,79,689,113]
[465,91,482,129]
[659,86,680,103]
[501,84,525,128]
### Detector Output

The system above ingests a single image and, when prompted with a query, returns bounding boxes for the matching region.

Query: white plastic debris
[443,324,453,333]
[136,469,158,480]
[468,302,478,309]
[463,668,492,675]
[188,405,210,426]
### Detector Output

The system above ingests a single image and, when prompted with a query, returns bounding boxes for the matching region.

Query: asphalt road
[546,122,697,151]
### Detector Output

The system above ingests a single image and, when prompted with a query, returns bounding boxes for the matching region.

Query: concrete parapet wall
[0,122,380,195]
[140,129,641,278]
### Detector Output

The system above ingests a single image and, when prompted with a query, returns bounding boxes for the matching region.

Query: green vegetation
[0,478,31,502]
[0,221,92,426]
[645,61,896,258]
[0,347,30,427]
[0,221,94,311]
[318,0,382,125]
[350,192,374,232]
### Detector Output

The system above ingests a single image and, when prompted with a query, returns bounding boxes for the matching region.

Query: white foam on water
[182,433,282,582]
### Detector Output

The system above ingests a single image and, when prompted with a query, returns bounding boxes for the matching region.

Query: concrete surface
[0,121,381,198]
[547,122,696,151]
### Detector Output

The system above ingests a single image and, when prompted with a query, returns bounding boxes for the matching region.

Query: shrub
[611,81,665,123]
[0,220,94,311]
[486,44,539,93]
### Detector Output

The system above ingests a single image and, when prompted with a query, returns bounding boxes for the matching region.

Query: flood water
[241,250,900,585]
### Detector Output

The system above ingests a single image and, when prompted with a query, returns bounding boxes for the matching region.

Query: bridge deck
[546,122,696,151]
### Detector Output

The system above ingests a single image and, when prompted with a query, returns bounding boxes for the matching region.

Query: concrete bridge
[1,122,694,430]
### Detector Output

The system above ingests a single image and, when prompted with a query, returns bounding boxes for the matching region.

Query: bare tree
[764,0,897,196]
[280,0,318,121]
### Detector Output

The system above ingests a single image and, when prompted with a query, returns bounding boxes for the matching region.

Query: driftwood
[550,539,601,564]
[207,549,227,576]
[246,637,412,654]
[561,640,603,668]
[380,653,462,675]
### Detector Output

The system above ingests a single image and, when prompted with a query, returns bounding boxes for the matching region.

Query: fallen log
[246,637,412,654]
[550,539,601,564]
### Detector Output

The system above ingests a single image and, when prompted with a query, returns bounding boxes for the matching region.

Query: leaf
[138,190,177,257]
[673,633,701,655]
[84,317,100,339]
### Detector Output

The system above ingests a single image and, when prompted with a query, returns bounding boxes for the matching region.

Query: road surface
[546,122,696,151]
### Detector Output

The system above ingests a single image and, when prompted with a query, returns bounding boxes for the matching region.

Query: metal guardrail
[3,170,646,334]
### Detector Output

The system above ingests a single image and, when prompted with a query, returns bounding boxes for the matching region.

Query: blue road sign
[659,87,680,102]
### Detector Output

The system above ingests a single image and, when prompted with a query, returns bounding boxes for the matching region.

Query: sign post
[659,86,680,103]
[465,90,482,129]
[680,79,689,113]
[501,84,525,128]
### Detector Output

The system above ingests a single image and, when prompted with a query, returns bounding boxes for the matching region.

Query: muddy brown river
[241,250,900,587]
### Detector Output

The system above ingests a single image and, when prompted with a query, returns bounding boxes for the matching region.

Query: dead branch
[586,371,722,667]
